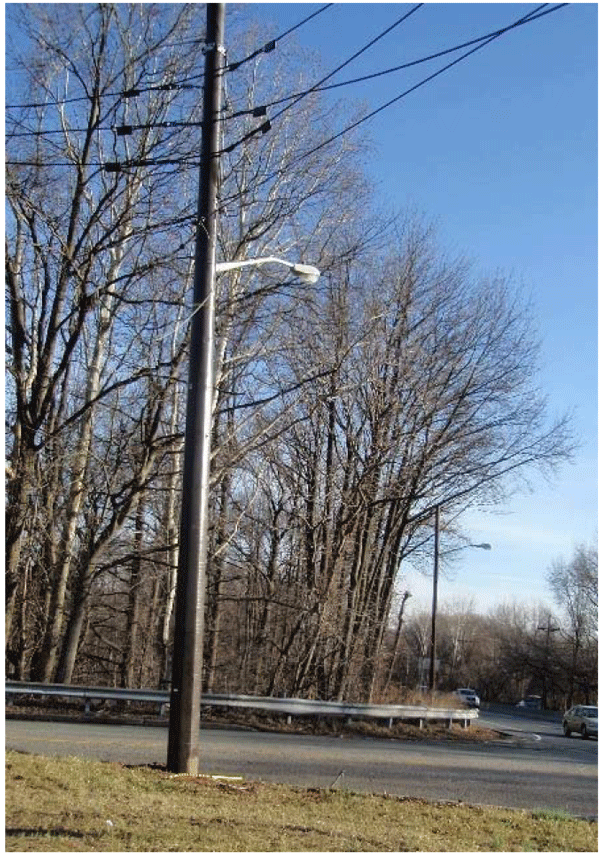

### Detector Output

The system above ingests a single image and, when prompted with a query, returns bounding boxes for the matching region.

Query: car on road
[454,688,480,708]
[516,695,542,710]
[562,705,598,739]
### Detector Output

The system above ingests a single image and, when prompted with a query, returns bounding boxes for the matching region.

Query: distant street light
[428,506,492,692]
[536,620,560,709]
[216,256,321,284]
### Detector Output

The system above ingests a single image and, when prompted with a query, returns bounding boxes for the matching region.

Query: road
[5,711,597,819]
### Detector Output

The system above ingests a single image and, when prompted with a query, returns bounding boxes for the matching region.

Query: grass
[6,750,598,852]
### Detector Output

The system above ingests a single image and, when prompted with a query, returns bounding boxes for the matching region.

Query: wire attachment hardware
[203,42,227,55]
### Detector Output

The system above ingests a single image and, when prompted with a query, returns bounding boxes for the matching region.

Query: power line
[8,125,113,138]
[3,3,420,138]
[5,78,202,112]
[221,3,566,178]
[5,6,334,113]
[220,3,423,154]
[9,119,205,139]
[225,3,334,72]
[6,156,201,170]
[7,4,567,174]
[270,4,423,122]
[13,1,548,142]
[225,3,559,117]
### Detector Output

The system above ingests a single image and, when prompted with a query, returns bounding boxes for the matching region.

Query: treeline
[395,544,597,710]
[6,4,575,701]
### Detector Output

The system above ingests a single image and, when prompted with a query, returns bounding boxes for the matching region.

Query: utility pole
[428,504,440,692]
[425,507,490,693]
[167,2,226,775]
[536,619,560,711]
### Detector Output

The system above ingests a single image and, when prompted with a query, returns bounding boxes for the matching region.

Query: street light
[536,620,560,709]
[216,256,321,284]
[167,249,320,774]
[428,506,492,692]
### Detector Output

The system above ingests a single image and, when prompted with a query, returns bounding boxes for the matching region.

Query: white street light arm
[215,255,321,284]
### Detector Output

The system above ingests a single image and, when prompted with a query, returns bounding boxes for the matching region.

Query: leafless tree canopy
[6,4,576,702]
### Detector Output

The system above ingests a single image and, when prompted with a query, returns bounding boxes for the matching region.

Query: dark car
[516,695,542,710]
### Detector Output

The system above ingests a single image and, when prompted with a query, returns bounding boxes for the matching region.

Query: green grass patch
[531,807,581,823]
[6,750,597,852]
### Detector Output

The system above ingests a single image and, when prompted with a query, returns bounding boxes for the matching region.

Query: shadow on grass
[6,827,100,840]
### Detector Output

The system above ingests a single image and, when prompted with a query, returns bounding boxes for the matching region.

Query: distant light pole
[536,620,560,709]
[428,506,491,692]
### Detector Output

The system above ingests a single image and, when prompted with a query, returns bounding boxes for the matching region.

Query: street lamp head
[290,263,321,284]
[472,542,492,550]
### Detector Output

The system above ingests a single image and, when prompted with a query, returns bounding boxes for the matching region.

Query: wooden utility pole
[167,2,226,775]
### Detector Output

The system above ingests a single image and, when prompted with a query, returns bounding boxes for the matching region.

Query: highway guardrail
[5,681,478,729]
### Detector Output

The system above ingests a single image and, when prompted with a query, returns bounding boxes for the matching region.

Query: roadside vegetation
[7,4,590,712]
[6,751,597,852]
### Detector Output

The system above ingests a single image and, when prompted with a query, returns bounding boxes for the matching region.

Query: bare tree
[235,218,574,702]
[6,6,574,698]
[548,544,598,704]
[6,3,206,680]
[5,3,378,685]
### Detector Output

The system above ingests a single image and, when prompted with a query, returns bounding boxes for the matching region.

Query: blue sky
[244,2,598,616]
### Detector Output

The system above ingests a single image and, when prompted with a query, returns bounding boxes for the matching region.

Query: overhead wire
[8,3,559,142]
[225,3,334,72]
[225,3,559,116]
[220,3,423,153]
[269,3,423,122]
[220,3,566,184]
[6,5,335,111]
[5,156,201,170]
[5,79,202,112]
[7,4,567,172]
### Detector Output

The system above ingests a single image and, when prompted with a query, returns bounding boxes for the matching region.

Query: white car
[454,688,480,708]
[562,705,598,739]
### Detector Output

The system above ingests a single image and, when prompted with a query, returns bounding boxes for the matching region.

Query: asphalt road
[5,712,597,819]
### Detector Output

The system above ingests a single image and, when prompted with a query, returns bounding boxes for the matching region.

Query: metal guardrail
[5,681,478,729]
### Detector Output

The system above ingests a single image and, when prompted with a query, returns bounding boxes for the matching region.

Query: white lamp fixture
[215,255,321,284]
